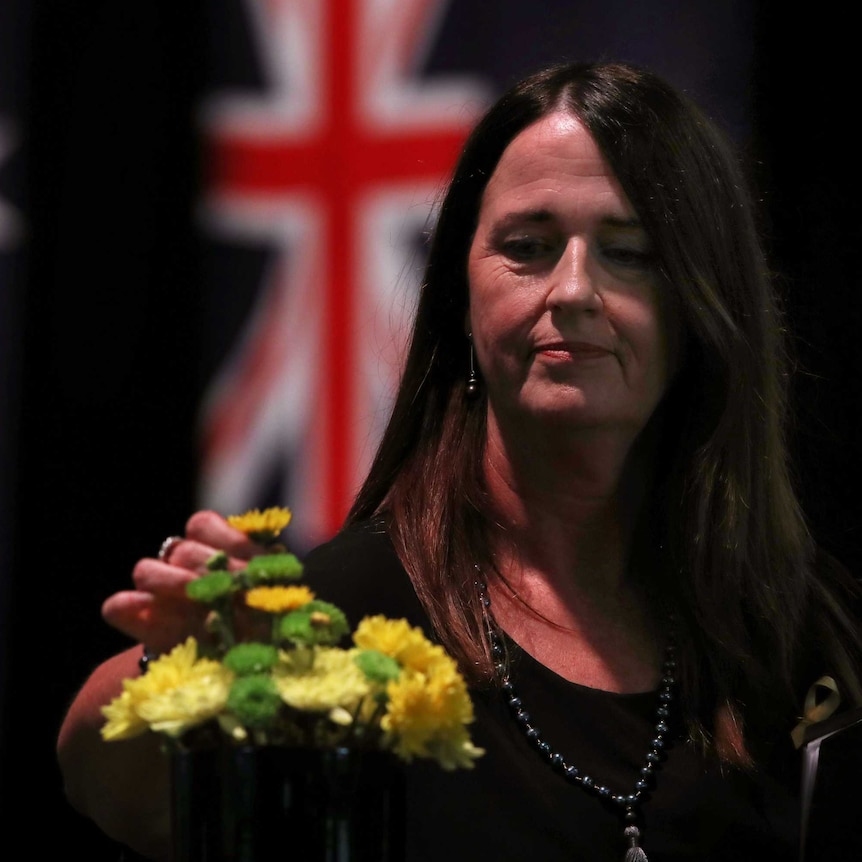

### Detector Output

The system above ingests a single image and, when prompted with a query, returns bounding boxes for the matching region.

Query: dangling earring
[466,333,480,398]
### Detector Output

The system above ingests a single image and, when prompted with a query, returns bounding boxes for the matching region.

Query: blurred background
[1,0,859,857]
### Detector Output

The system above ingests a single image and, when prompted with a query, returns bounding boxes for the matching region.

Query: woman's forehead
[478,112,635,224]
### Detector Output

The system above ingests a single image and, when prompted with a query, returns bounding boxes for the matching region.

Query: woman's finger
[184,510,263,559]
[102,591,209,653]
[156,539,250,574]
[132,559,199,599]
[102,590,167,643]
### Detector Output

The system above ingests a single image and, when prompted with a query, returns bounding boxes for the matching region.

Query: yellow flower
[381,662,482,769]
[353,616,448,674]
[227,507,292,542]
[100,638,234,740]
[273,647,370,712]
[425,728,486,770]
[101,689,149,741]
[246,585,315,613]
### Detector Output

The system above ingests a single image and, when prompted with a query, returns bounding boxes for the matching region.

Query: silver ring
[158,535,184,562]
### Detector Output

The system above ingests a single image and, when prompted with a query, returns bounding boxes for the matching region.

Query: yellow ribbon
[790,675,842,749]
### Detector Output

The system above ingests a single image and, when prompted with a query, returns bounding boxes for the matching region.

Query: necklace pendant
[624,825,648,862]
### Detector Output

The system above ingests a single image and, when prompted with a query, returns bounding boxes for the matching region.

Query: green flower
[279,601,349,646]
[205,551,230,571]
[186,570,235,603]
[223,643,279,676]
[242,553,304,585]
[355,649,402,684]
[227,674,282,729]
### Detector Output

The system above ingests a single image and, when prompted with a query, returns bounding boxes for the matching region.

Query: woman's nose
[545,240,602,313]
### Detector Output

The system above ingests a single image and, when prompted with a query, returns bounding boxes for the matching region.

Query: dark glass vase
[171,746,405,862]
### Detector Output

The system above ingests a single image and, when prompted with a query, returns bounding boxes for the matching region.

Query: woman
[58,62,861,861]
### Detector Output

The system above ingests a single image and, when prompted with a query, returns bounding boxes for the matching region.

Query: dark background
[2,2,859,858]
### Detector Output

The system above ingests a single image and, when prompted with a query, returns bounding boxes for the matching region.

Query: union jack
[196,0,488,548]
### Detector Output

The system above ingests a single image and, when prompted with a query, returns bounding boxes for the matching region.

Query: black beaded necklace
[476,577,677,862]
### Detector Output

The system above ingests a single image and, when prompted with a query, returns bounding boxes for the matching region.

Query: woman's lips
[534,341,613,359]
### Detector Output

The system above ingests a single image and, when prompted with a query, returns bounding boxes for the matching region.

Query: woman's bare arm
[57,647,172,861]
[56,512,261,860]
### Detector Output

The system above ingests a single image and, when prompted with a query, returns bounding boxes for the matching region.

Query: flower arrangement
[101,508,483,771]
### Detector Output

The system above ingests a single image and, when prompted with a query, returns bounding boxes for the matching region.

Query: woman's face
[467,111,676,437]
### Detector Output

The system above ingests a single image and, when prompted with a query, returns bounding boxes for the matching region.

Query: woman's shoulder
[299,516,428,627]
[302,516,397,572]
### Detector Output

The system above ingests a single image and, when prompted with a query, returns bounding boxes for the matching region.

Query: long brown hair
[348,62,861,755]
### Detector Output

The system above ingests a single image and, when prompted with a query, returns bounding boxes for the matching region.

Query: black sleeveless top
[303,519,801,862]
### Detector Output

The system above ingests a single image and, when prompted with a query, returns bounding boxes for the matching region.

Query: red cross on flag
[197,0,488,546]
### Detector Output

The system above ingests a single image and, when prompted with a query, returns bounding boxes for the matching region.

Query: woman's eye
[500,237,555,262]
[601,245,654,270]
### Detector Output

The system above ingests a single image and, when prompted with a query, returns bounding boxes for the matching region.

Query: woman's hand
[101,510,264,654]
[58,510,266,860]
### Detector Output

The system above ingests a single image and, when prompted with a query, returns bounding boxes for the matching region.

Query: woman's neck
[483,409,648,597]
[481,409,663,691]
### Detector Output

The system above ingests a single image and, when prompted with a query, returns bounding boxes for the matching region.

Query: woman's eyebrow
[600,216,643,230]
[491,210,643,229]
[491,209,555,229]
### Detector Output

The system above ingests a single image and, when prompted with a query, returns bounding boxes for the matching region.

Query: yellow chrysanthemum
[384,665,473,736]
[100,638,234,740]
[425,728,486,770]
[101,689,149,741]
[245,585,315,613]
[273,647,370,712]
[353,616,448,674]
[381,663,482,769]
[227,507,292,541]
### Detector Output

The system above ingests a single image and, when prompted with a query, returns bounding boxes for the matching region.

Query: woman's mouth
[534,341,613,360]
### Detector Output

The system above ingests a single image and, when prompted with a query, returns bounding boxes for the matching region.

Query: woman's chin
[499,392,613,428]
[490,390,656,437]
